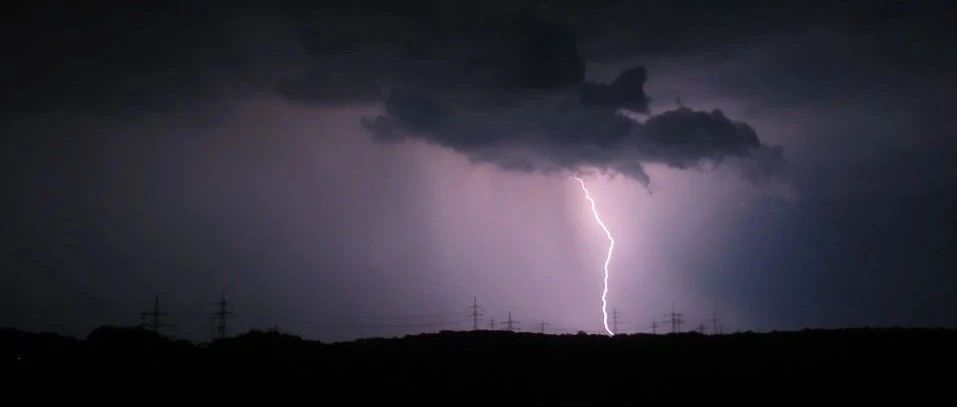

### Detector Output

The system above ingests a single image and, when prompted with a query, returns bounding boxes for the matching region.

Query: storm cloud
[361,91,780,185]
[277,5,783,185]
[4,0,956,341]
[2,1,787,186]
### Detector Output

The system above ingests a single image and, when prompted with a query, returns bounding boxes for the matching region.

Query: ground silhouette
[3,326,954,401]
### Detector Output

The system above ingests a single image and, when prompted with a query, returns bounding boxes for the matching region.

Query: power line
[549,327,605,335]
[312,311,463,320]
[336,312,462,320]
[330,318,469,329]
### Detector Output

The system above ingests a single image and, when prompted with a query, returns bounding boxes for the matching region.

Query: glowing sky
[2,1,956,341]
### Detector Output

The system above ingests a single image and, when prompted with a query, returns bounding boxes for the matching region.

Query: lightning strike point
[574,176,616,336]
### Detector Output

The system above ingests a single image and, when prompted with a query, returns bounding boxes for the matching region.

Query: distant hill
[3,326,954,401]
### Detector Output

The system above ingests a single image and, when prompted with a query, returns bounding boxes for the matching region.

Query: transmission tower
[665,306,684,334]
[503,310,519,331]
[612,308,620,334]
[212,291,232,340]
[489,317,496,330]
[140,295,170,333]
[539,321,549,334]
[468,298,484,331]
[710,307,722,335]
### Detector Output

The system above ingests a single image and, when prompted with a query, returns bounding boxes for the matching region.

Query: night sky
[2,1,956,341]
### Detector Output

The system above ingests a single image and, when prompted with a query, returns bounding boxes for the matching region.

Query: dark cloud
[6,1,954,117]
[495,9,586,89]
[276,4,783,184]
[362,84,781,186]
[279,5,589,107]
[631,108,763,168]
[276,56,386,106]
[581,66,649,112]
[0,2,250,116]
[574,0,957,65]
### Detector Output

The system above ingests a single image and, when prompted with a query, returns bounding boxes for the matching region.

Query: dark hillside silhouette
[3,326,955,401]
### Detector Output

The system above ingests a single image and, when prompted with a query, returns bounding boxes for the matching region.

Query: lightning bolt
[574,177,616,336]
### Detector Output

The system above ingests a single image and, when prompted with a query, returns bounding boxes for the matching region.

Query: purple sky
[2,1,956,341]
